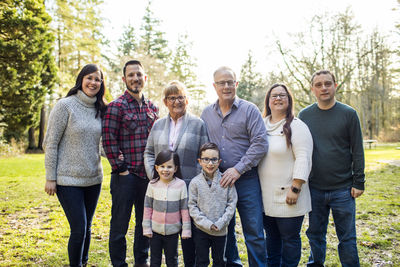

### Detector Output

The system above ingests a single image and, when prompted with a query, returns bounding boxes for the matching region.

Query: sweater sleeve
[214,185,238,230]
[349,110,365,190]
[291,119,313,181]
[43,101,69,181]
[180,184,191,238]
[142,184,154,235]
[144,124,156,180]
[188,180,214,230]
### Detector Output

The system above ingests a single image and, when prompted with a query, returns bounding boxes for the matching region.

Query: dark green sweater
[298,101,365,190]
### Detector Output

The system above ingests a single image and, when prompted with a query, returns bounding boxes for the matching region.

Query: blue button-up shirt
[201,97,268,174]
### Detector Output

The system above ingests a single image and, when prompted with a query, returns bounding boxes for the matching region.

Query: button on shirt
[200,97,268,174]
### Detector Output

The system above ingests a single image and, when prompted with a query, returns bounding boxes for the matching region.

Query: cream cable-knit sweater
[44,90,103,186]
[258,116,313,217]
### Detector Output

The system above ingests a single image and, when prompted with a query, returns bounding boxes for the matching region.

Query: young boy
[188,142,238,267]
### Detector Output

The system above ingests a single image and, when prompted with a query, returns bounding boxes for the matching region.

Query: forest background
[1,0,400,151]
[1,1,400,266]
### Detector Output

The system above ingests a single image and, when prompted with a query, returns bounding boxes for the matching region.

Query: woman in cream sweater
[43,64,107,267]
[258,83,313,267]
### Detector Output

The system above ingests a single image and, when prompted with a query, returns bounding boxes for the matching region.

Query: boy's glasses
[200,157,219,164]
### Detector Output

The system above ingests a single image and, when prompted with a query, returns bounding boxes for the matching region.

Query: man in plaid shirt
[102,60,159,267]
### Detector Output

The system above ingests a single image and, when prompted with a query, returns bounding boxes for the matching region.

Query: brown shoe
[134,263,150,267]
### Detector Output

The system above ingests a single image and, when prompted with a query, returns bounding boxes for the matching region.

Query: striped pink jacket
[143,177,191,237]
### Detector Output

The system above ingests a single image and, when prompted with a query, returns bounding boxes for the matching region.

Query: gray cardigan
[43,90,103,186]
[144,112,208,185]
[188,170,238,236]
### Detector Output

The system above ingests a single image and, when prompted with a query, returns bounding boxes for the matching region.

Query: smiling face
[268,86,289,115]
[213,69,238,104]
[164,93,188,119]
[155,158,177,183]
[311,73,337,108]
[81,71,102,97]
[122,64,147,96]
[198,149,221,178]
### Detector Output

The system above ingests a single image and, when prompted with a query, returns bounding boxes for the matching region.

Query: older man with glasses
[201,66,268,266]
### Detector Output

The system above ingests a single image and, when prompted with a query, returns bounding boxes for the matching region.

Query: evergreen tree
[50,0,105,96]
[170,33,198,88]
[169,33,207,115]
[118,24,137,56]
[0,0,57,142]
[237,50,265,108]
[139,0,170,63]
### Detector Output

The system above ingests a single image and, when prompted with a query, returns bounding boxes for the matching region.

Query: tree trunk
[38,105,46,150]
[28,127,36,150]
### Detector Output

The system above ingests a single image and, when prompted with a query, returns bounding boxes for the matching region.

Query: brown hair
[263,83,294,147]
[311,70,336,85]
[152,150,183,183]
[198,142,220,158]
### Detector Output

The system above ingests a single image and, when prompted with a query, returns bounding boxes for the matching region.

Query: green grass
[0,144,399,266]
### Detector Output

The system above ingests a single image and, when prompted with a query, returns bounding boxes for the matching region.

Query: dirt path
[378,160,400,167]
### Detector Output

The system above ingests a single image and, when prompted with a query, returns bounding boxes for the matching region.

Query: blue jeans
[263,215,304,267]
[306,187,359,267]
[109,173,150,266]
[225,168,267,267]
[194,225,226,267]
[56,184,101,267]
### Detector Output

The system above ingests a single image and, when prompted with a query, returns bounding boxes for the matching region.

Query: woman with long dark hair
[258,83,313,267]
[44,64,107,267]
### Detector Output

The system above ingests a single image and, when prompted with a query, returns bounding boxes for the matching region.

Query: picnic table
[363,139,377,149]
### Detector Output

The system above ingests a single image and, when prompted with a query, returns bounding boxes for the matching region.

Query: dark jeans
[181,221,196,267]
[56,184,101,267]
[150,232,179,267]
[194,226,226,267]
[263,215,304,267]
[109,173,150,266]
[225,168,267,267]
[306,187,359,267]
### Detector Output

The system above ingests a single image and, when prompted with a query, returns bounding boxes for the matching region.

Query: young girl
[142,150,191,267]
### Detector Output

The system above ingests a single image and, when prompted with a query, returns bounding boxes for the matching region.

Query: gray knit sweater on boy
[188,170,237,236]
[44,90,103,186]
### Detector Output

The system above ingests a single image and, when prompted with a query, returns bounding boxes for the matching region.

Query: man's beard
[126,84,140,94]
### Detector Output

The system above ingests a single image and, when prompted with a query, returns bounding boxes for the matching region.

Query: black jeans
[150,232,179,267]
[109,173,150,266]
[181,221,196,267]
[194,225,226,267]
[56,184,101,267]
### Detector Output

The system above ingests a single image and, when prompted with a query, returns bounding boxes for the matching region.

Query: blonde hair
[163,80,187,99]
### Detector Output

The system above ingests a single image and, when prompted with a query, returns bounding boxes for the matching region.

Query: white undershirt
[169,116,183,150]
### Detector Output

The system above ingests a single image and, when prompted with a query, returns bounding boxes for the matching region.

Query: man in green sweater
[298,70,365,267]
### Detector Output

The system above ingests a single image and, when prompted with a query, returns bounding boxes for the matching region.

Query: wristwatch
[291,186,301,194]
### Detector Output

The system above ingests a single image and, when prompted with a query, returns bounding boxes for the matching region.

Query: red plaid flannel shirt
[102,91,159,178]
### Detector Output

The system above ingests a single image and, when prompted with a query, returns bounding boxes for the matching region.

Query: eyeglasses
[313,81,334,89]
[86,76,103,84]
[215,80,236,87]
[271,93,287,99]
[200,157,219,164]
[166,95,186,103]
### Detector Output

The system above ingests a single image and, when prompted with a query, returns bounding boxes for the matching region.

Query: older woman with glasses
[144,80,208,267]
[258,83,313,267]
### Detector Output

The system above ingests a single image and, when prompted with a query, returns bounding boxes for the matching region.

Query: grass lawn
[0,143,399,266]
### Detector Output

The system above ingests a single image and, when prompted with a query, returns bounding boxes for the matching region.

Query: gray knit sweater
[188,170,237,236]
[44,90,103,186]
